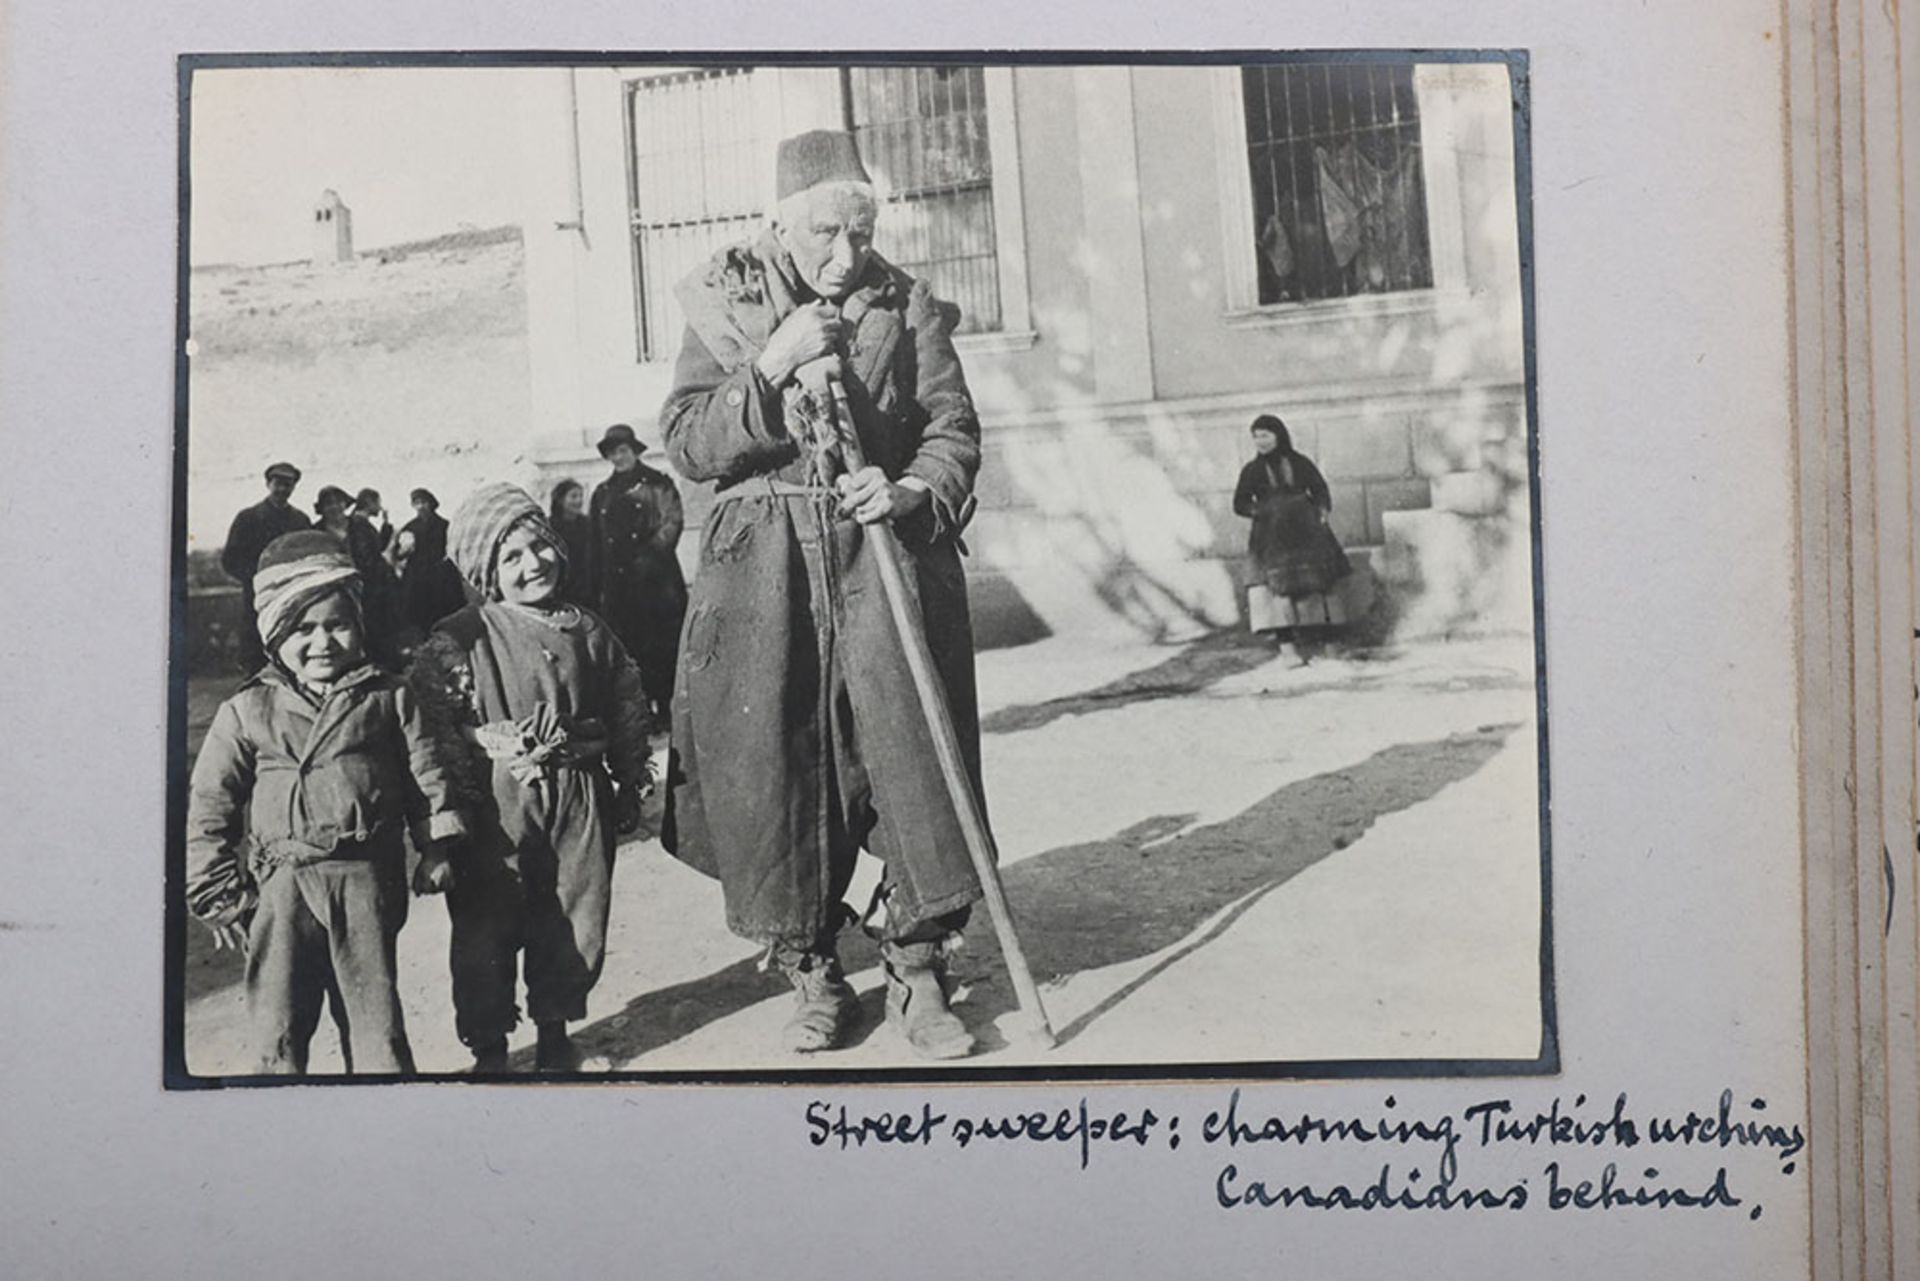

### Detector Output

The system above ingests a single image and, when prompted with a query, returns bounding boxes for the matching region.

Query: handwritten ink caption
[804,1089,1805,1219]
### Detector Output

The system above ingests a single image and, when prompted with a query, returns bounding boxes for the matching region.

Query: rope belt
[711,476,837,505]
[474,707,608,787]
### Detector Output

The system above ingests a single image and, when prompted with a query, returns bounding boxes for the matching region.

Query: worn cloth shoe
[535,1021,579,1072]
[778,949,859,1053]
[881,939,975,1060]
[470,1038,510,1074]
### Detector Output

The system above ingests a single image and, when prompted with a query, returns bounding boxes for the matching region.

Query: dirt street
[178,631,1543,1078]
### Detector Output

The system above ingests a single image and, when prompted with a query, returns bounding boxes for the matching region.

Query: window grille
[625,65,1004,361]
[626,68,765,361]
[1241,64,1433,305]
[844,65,1001,334]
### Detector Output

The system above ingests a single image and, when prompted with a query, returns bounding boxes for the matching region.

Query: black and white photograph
[169,53,1548,1082]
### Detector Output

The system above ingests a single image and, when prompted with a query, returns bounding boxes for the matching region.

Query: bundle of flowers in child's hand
[474,703,610,787]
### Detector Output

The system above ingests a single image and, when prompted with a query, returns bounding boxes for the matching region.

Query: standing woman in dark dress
[1233,414,1351,666]
[394,487,467,644]
[589,424,689,722]
[548,479,596,611]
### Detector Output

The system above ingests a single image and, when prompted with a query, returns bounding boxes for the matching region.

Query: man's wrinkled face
[775,183,878,301]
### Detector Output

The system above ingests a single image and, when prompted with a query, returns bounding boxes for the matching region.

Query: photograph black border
[164,46,1551,1089]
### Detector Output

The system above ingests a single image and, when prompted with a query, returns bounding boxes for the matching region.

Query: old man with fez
[221,461,312,671]
[659,128,989,1059]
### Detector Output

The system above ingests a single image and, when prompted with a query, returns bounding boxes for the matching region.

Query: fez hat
[775,130,873,201]
[265,461,302,483]
[597,423,648,459]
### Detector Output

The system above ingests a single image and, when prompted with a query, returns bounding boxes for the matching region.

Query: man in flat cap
[589,423,689,723]
[660,128,988,1059]
[220,462,312,671]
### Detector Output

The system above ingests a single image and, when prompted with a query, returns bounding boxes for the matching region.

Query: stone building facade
[511,61,1532,644]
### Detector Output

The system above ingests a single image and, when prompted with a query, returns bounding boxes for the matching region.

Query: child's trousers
[245,852,414,1075]
[446,764,615,1048]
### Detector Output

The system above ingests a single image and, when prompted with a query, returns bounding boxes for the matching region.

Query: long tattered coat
[658,231,989,946]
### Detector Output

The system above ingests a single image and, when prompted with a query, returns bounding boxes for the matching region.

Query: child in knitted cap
[185,531,470,1075]
[410,483,654,1073]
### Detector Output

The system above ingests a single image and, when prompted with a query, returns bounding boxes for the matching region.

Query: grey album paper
[2,1,1908,1278]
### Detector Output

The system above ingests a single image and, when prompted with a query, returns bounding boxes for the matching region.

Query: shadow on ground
[535,955,791,1071]
[949,722,1518,1049]
[980,630,1386,735]
[183,647,1522,1068]
[557,722,1516,1067]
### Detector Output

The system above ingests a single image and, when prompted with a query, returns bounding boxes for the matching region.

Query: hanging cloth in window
[1259,211,1296,284]
[1315,141,1422,291]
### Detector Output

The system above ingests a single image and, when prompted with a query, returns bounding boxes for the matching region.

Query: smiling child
[185,531,469,1075]
[410,483,654,1072]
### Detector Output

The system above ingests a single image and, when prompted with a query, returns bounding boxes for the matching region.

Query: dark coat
[220,498,314,667]
[396,511,466,635]
[185,663,468,924]
[221,497,314,587]
[658,232,987,944]
[401,510,449,567]
[590,464,689,706]
[327,515,402,662]
[550,511,596,610]
[1233,451,1350,596]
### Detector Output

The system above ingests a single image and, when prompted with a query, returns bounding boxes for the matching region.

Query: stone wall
[531,375,1529,650]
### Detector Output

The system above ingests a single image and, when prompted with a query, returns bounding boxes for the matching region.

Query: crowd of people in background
[217,442,688,702]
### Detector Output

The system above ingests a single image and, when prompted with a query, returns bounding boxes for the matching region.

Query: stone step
[1429,470,1508,517]
[1377,509,1531,637]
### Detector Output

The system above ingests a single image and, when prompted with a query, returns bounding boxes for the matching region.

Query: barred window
[843,66,1000,333]
[1242,64,1433,305]
[625,65,1004,362]
[626,68,765,361]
